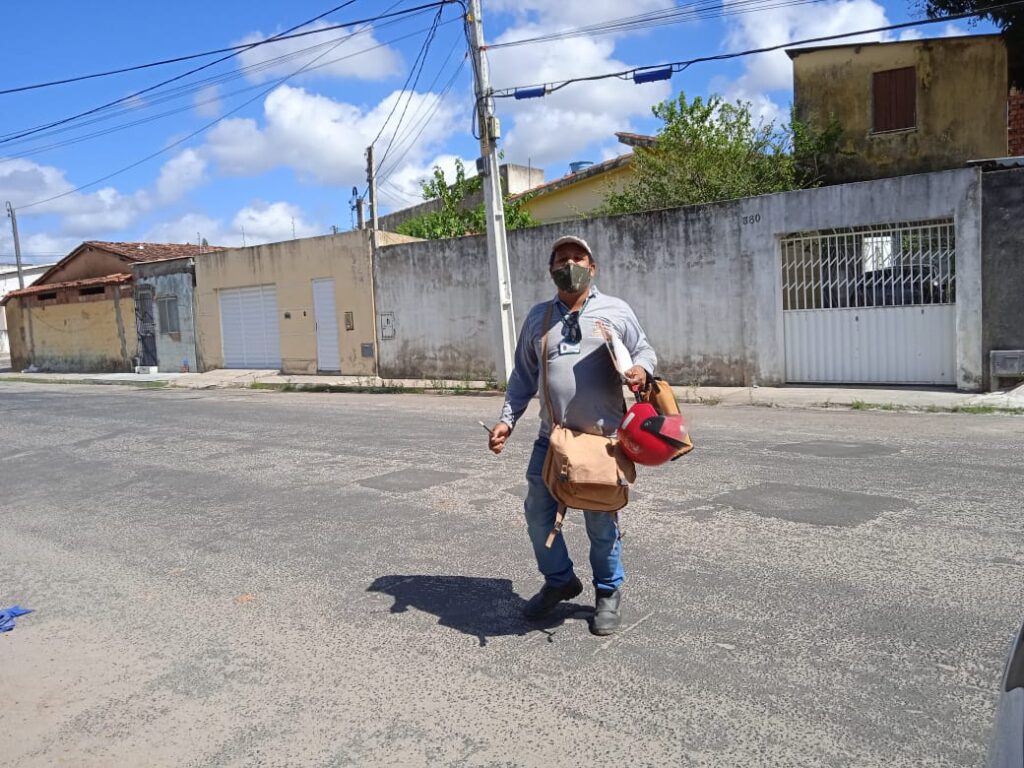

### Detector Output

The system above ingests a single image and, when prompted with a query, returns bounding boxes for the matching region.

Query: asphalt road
[1,383,1022,767]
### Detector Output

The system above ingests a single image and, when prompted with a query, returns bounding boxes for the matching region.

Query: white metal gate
[218,285,281,369]
[781,220,956,385]
[311,278,340,372]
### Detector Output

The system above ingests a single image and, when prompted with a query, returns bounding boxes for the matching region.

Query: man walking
[488,235,657,635]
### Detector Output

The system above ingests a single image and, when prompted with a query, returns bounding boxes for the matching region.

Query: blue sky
[0,0,990,264]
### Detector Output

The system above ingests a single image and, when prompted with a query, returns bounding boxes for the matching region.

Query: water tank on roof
[569,161,594,174]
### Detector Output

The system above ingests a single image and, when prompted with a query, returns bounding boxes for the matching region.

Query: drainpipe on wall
[112,285,130,371]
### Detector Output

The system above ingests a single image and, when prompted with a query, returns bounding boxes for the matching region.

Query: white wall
[373,169,983,389]
[1,264,54,356]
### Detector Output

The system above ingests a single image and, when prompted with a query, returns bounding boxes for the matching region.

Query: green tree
[918,0,1022,87]
[603,92,842,215]
[395,158,535,239]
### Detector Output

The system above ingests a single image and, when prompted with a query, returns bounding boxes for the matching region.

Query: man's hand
[624,365,647,391]
[489,422,511,454]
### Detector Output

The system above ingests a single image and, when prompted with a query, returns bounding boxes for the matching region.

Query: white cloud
[488,31,671,169]
[142,201,321,248]
[0,158,149,235]
[204,84,460,186]
[141,212,229,247]
[194,84,222,118]
[156,149,207,203]
[235,22,402,84]
[233,201,319,242]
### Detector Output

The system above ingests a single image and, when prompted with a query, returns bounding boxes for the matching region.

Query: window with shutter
[872,67,916,133]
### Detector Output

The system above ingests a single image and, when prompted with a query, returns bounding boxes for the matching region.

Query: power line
[0,0,455,98]
[375,6,449,173]
[494,3,1024,98]
[0,2,374,146]
[2,18,460,162]
[486,0,828,50]
[15,3,408,211]
[376,55,467,185]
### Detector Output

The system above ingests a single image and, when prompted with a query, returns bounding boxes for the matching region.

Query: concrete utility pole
[466,0,516,381]
[366,145,379,231]
[5,201,25,289]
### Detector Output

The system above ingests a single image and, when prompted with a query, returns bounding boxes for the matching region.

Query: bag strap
[540,300,557,427]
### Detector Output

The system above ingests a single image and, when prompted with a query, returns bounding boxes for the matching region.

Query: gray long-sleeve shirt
[500,286,657,438]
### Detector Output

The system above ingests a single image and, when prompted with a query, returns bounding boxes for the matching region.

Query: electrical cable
[0,1,371,146]
[0,0,455,97]
[375,7,450,172]
[492,3,1024,98]
[3,18,460,162]
[486,0,829,50]
[15,3,402,210]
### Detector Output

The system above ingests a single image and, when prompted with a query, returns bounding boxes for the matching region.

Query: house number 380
[742,213,761,225]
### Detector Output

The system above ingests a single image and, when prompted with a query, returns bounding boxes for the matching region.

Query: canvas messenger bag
[540,302,636,541]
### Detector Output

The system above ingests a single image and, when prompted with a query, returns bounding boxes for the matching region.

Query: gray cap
[550,235,594,260]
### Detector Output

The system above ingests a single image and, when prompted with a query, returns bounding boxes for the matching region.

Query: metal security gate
[135,285,158,367]
[781,220,956,385]
[218,285,281,369]
[311,278,341,372]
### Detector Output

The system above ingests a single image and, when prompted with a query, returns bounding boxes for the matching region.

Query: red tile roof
[1,272,132,303]
[86,241,226,262]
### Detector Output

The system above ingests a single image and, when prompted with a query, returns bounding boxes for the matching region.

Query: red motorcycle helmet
[617,402,692,466]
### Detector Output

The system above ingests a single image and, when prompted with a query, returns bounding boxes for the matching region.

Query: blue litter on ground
[0,605,33,633]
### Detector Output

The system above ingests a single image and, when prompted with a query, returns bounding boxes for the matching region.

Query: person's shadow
[366,575,591,646]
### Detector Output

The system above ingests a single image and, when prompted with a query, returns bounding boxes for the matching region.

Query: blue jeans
[524,436,624,593]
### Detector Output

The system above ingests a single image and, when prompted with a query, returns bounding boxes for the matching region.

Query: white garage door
[781,220,956,385]
[219,285,281,369]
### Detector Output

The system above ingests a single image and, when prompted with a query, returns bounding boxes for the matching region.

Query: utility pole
[5,201,25,289]
[366,145,379,231]
[6,200,34,366]
[466,0,516,381]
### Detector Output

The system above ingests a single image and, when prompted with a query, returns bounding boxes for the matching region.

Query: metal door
[135,285,158,367]
[218,285,281,369]
[312,278,341,372]
[781,220,956,385]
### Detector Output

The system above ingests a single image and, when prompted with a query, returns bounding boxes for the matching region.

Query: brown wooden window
[872,67,916,133]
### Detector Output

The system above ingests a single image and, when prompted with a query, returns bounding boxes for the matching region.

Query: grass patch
[847,399,1024,415]
[249,381,407,394]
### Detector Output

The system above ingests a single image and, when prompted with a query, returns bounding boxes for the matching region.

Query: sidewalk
[2,367,1023,412]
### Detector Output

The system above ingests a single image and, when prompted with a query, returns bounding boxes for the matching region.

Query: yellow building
[789,34,1010,183]
[192,230,417,375]
[2,241,221,372]
[513,153,637,224]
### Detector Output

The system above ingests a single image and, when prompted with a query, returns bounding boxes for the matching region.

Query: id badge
[559,341,581,356]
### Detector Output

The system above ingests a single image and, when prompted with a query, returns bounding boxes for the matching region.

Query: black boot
[523,576,583,620]
[590,589,622,636]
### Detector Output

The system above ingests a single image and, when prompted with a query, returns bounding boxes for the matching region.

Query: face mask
[551,261,592,293]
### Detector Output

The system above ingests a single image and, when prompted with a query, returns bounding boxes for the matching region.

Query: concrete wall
[374,168,984,389]
[5,291,136,372]
[981,167,1024,389]
[792,36,1008,183]
[522,162,634,224]
[194,230,400,375]
[135,260,198,373]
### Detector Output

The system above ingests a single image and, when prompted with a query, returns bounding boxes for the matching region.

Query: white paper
[596,321,633,380]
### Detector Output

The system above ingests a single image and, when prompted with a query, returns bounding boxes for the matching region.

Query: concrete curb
[2,370,1022,413]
